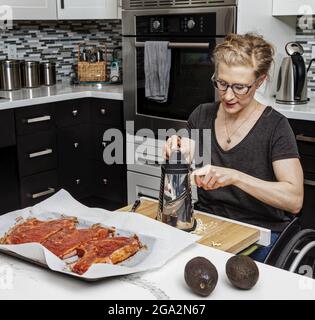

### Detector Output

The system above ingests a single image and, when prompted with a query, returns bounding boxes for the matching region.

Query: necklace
[224,103,258,144]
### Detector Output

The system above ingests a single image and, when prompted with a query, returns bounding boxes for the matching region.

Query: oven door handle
[135,42,210,49]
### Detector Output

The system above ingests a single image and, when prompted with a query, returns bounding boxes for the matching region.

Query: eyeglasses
[211,74,258,96]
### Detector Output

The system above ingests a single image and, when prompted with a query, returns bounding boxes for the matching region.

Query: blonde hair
[213,33,275,79]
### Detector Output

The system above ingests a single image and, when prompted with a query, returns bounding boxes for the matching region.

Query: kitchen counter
[274,99,315,121]
[0,239,314,300]
[257,92,315,121]
[1,84,315,121]
[0,83,123,111]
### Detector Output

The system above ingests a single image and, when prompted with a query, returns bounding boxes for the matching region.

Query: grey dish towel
[145,41,171,103]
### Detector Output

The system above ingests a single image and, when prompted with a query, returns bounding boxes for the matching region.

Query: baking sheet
[0,189,200,280]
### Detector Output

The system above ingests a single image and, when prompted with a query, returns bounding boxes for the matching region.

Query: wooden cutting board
[118,200,260,254]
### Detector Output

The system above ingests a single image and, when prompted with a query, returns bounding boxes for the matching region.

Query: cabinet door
[0,147,20,215]
[55,99,90,128]
[273,0,315,16]
[300,180,315,229]
[57,0,118,20]
[0,0,57,20]
[0,110,16,148]
[91,161,126,203]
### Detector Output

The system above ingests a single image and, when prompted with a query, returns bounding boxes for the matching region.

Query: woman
[164,33,304,262]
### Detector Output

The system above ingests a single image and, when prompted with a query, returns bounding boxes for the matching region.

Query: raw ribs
[1,217,78,244]
[72,236,142,275]
[42,225,113,259]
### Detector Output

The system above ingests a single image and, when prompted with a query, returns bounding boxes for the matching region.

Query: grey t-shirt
[187,102,300,232]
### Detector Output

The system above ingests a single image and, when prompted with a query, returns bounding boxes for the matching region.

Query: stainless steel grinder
[158,150,196,232]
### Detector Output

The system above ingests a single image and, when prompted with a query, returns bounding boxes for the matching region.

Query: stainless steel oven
[122,1,236,133]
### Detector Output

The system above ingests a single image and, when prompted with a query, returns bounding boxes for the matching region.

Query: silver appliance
[0,59,22,91]
[276,42,309,105]
[40,62,56,86]
[21,61,40,88]
[122,1,236,133]
[158,150,195,231]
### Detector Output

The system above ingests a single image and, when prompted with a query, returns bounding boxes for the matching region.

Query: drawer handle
[305,179,315,186]
[31,187,55,199]
[29,148,53,159]
[26,115,51,124]
[296,134,315,143]
[100,108,106,115]
[76,179,81,185]
[103,179,108,185]
[72,110,78,116]
[74,142,79,148]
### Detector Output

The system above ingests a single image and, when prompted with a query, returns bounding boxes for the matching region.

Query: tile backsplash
[296,15,315,96]
[0,17,314,94]
[0,20,122,82]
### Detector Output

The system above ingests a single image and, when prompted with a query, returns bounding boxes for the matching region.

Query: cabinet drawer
[15,103,55,135]
[90,99,122,127]
[20,170,59,208]
[91,161,126,203]
[58,125,90,166]
[17,131,57,177]
[55,99,90,128]
[90,124,119,161]
[59,169,91,200]
[0,110,16,148]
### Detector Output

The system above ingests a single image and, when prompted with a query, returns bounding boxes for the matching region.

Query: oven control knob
[152,20,161,30]
[187,19,196,30]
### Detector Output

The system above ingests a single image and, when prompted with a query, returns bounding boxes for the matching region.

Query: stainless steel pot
[0,59,22,91]
[21,61,40,88]
[40,62,56,86]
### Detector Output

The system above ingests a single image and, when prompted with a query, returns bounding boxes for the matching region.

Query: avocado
[184,257,218,297]
[226,255,259,290]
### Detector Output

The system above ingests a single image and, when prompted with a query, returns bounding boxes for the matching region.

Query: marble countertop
[274,100,315,121]
[1,84,315,122]
[0,83,123,111]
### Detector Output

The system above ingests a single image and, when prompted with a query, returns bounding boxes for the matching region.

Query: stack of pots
[0,59,57,90]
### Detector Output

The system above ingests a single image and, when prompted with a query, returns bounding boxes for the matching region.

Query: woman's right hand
[163,135,194,163]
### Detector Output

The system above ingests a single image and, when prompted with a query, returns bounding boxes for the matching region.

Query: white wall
[237,0,296,105]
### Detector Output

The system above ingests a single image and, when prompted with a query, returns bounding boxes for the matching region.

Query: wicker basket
[77,42,107,82]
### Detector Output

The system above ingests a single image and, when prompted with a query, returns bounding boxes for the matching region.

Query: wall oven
[122,2,236,133]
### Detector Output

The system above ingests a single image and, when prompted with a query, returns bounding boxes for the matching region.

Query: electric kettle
[158,149,196,232]
[276,42,314,105]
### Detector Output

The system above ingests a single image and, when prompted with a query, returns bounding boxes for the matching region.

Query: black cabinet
[0,147,20,214]
[20,170,59,208]
[17,130,57,177]
[88,98,127,207]
[0,110,16,148]
[289,119,315,229]
[91,161,126,203]
[57,124,90,200]
[0,97,127,214]
[90,98,123,127]
[55,98,90,128]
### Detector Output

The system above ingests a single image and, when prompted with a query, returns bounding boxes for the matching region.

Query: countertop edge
[0,89,123,111]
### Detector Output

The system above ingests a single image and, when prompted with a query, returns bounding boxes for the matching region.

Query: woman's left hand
[192,165,239,190]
